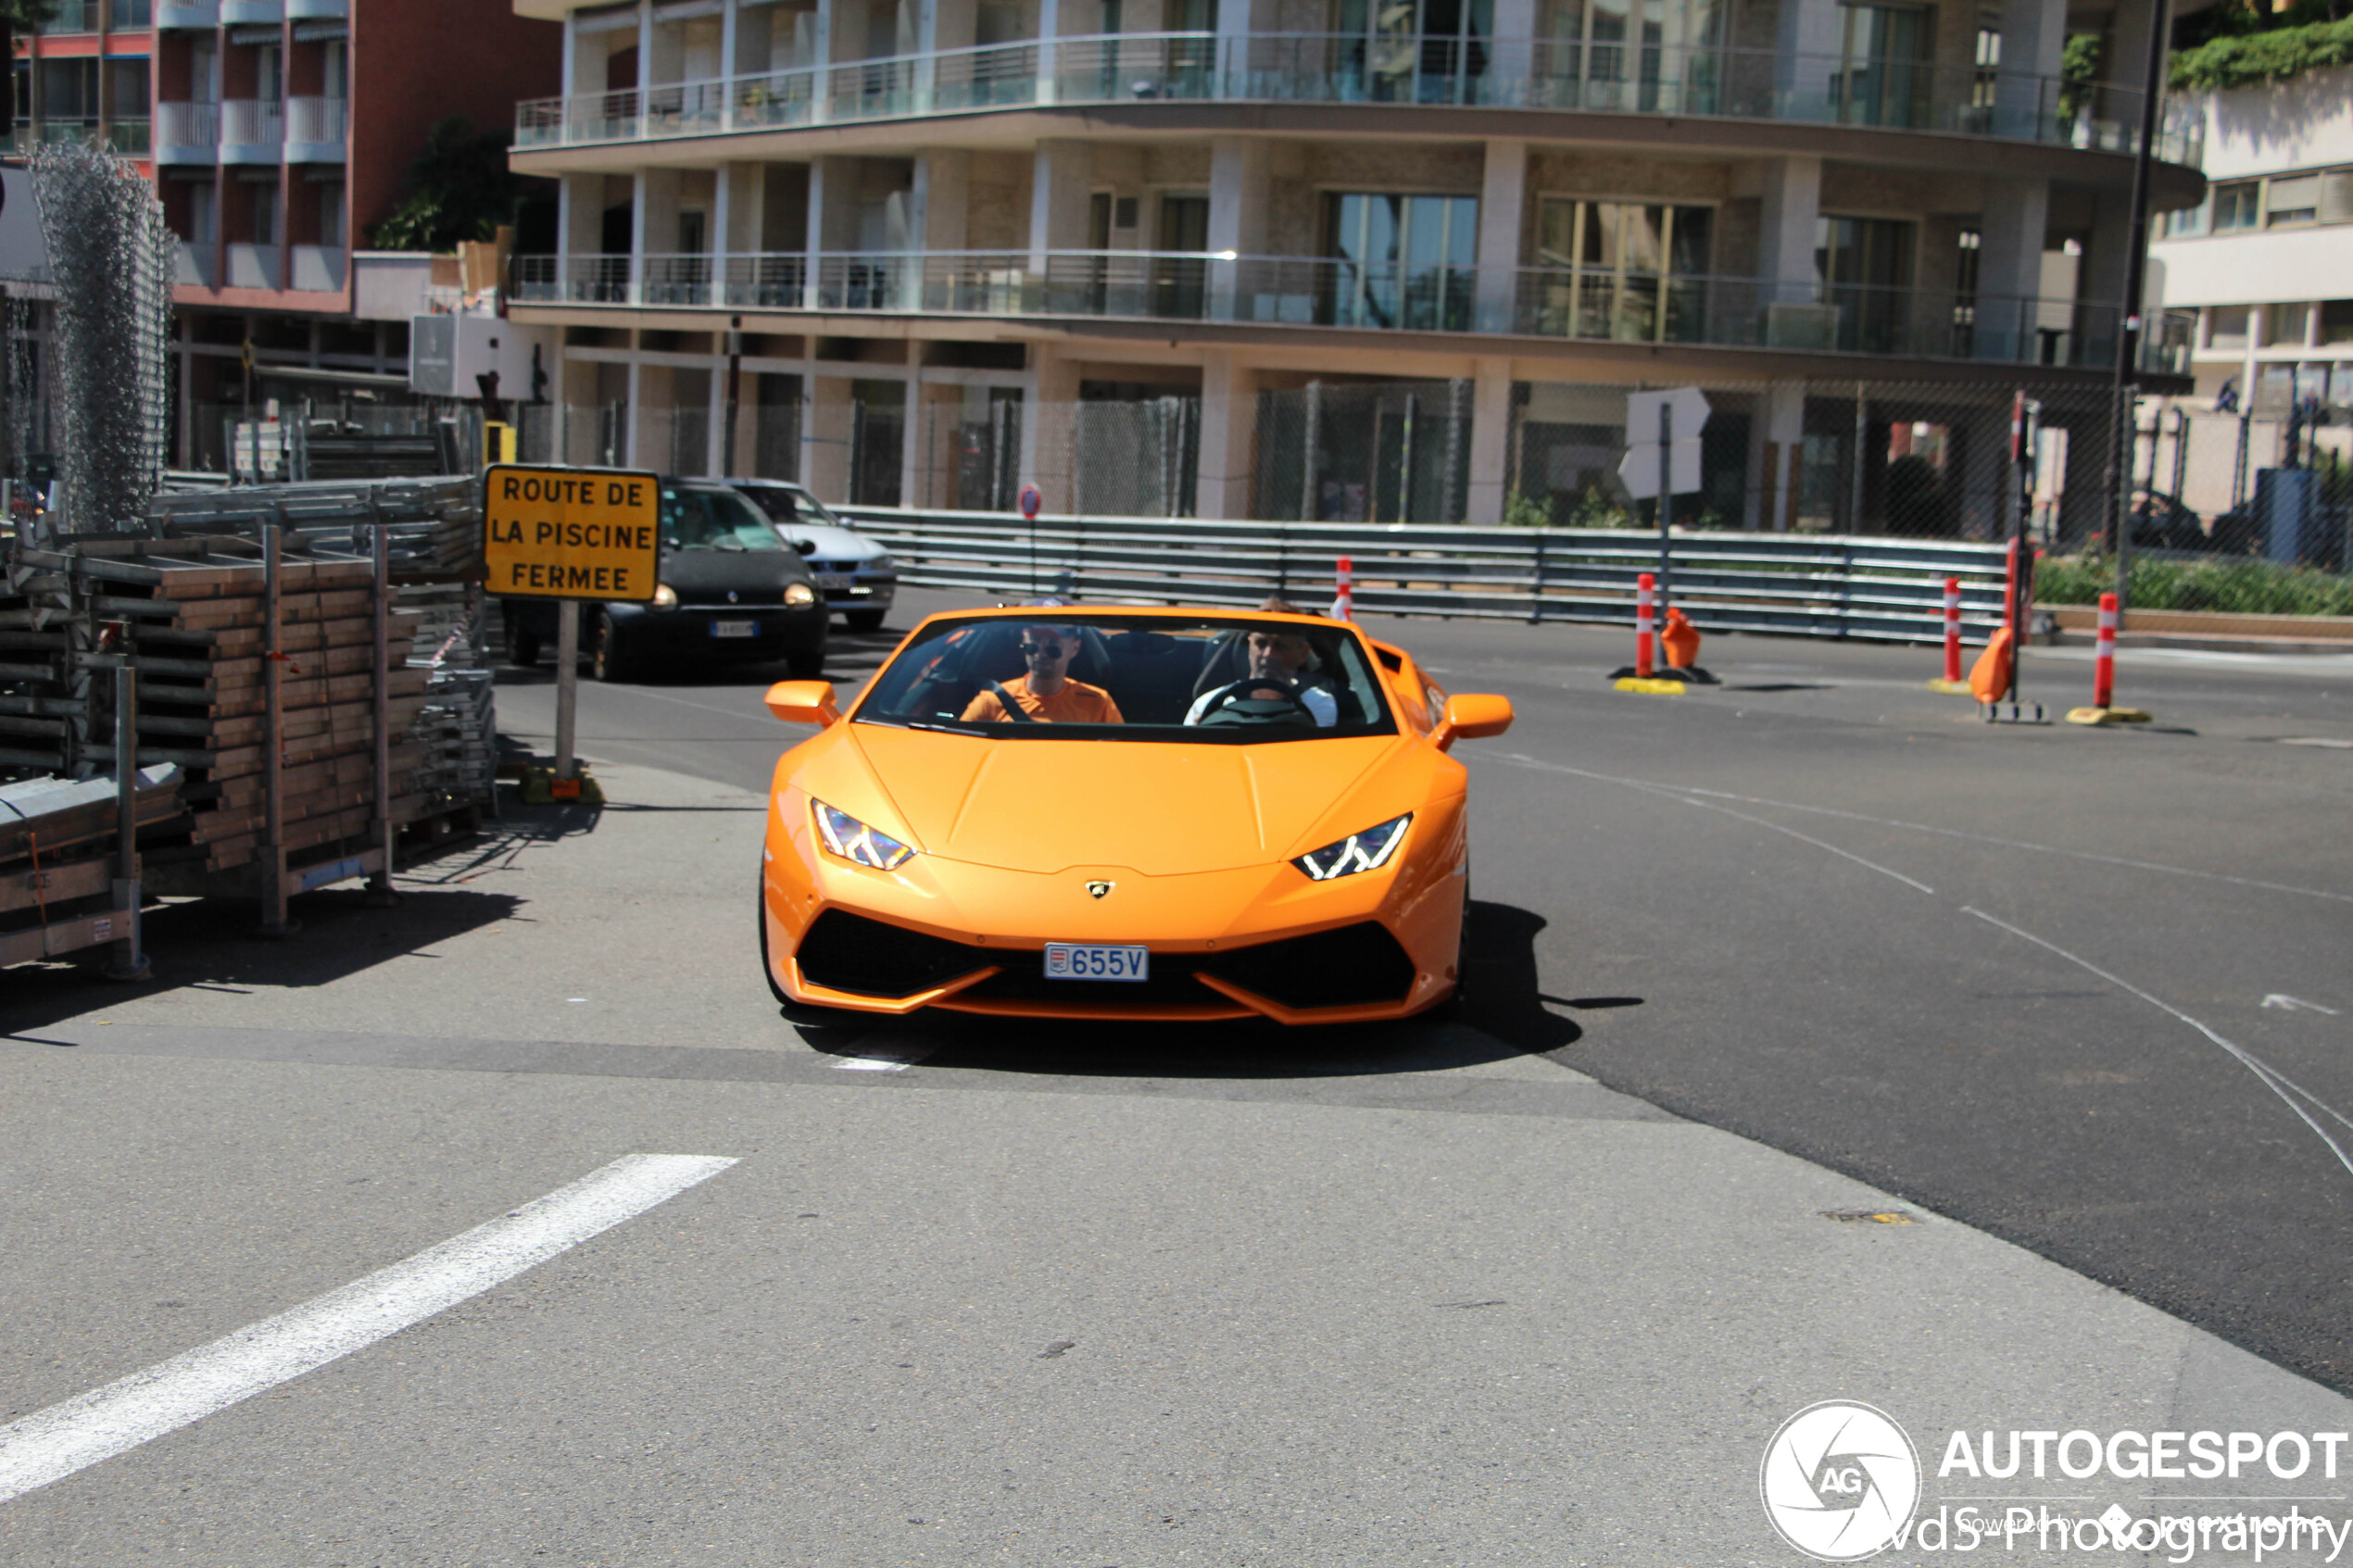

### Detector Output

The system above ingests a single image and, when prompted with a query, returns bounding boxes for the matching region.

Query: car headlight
[1292,813,1411,882]
[651,583,678,610]
[812,801,916,870]
[785,581,819,608]
[869,555,894,571]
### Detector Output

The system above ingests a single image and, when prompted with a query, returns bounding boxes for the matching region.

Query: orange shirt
[961,675,1124,724]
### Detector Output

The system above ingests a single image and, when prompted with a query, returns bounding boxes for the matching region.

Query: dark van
[501,478,828,682]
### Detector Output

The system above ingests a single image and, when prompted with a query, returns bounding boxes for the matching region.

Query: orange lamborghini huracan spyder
[757,605,1513,1024]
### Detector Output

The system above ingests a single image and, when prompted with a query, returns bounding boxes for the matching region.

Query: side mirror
[764,680,840,726]
[1435,693,1513,750]
[792,537,818,556]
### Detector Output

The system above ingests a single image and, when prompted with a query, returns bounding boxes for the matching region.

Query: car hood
[834,724,1407,875]
[661,546,813,596]
[779,522,886,560]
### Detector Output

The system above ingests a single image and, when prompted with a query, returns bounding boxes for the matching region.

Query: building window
[1531,197,1713,341]
[2265,302,2310,346]
[2324,170,2353,225]
[319,182,346,249]
[1334,0,1495,105]
[2205,304,2248,350]
[1831,2,1932,130]
[2211,182,2260,232]
[2320,301,2353,346]
[1324,192,1479,331]
[1535,0,1726,113]
[2163,194,2209,238]
[1815,213,1914,352]
[2266,173,2319,227]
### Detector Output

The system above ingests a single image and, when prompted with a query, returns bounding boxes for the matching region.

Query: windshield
[857,613,1396,742]
[662,485,786,551]
[735,484,839,532]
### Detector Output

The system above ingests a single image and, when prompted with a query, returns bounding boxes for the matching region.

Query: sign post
[1018,483,1043,596]
[484,465,662,786]
[1619,388,1709,614]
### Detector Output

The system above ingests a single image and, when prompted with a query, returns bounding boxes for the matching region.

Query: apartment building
[522,1,2190,532]
[12,1,560,467]
[2154,62,2353,411]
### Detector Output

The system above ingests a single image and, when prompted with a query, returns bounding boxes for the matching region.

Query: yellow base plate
[1927,677,1973,694]
[1614,677,1688,696]
[2064,707,2153,726]
[523,767,607,805]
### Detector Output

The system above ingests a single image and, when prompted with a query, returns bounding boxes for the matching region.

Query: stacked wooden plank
[0,766,182,947]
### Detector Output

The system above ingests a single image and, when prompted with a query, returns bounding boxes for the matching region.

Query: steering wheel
[1197,689,1318,728]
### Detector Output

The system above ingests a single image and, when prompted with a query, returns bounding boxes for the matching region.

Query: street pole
[1656,399,1673,614]
[2107,0,2173,618]
[723,318,743,476]
[554,600,580,783]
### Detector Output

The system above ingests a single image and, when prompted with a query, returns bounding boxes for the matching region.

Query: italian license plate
[815,573,856,591]
[710,620,758,638]
[1043,943,1150,982]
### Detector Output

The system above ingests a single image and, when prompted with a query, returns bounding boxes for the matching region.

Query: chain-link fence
[522,372,2139,543]
[2133,398,2351,571]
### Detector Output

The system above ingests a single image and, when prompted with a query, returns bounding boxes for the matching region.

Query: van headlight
[785,581,819,608]
[812,801,916,870]
[1292,814,1411,881]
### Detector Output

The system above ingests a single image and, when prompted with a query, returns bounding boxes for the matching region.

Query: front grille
[795,909,992,997]
[797,909,1418,1010]
[678,589,796,608]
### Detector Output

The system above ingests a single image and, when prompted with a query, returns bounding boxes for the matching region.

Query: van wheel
[592,613,636,682]
[510,629,542,667]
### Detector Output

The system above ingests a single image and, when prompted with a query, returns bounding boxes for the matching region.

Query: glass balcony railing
[510,249,2196,375]
[108,117,151,155]
[515,33,2201,165]
[111,0,155,26]
[40,0,96,31]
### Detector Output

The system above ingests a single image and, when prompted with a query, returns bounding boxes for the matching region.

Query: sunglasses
[1019,641,1068,656]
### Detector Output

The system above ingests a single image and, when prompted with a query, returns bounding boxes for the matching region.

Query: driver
[961,624,1124,724]
[1185,611,1339,727]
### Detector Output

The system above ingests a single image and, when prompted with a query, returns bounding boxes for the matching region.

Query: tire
[592,611,636,683]
[845,609,887,633]
[785,638,826,680]
[510,629,542,668]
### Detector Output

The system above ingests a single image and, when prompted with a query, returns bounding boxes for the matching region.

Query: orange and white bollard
[2093,591,2118,709]
[1635,572,1656,679]
[1944,578,1964,684]
[1331,556,1354,621]
[2065,589,2149,724]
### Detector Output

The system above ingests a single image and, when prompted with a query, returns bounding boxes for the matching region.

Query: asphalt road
[496,589,2353,1394]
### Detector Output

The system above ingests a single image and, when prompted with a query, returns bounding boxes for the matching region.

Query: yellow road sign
[484,465,661,602]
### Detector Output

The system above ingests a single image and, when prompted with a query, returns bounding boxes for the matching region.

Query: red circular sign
[1018,483,1042,521]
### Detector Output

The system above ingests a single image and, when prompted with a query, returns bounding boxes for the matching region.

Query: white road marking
[831,1054,924,1072]
[2281,737,2353,749]
[2263,994,2343,1016]
[1486,754,2353,905]
[0,1153,736,1506]
[1961,909,2353,1181]
[1670,796,1935,895]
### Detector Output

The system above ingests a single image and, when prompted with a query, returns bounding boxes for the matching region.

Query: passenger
[961,625,1125,724]
[1186,603,1340,727]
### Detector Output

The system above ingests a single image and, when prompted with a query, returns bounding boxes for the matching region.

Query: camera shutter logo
[1759,1401,1920,1562]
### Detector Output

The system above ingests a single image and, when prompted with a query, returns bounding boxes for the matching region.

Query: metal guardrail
[830,508,2016,644]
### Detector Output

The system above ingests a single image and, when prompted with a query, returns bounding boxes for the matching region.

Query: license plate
[1042,943,1150,982]
[815,573,856,591]
[710,620,758,638]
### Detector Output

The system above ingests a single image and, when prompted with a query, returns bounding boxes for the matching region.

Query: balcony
[226,242,278,290]
[157,0,220,25]
[156,100,219,162]
[220,0,282,20]
[108,118,151,156]
[285,95,346,160]
[514,34,2196,164]
[286,0,346,16]
[510,249,2193,376]
[110,0,154,25]
[220,98,283,163]
[176,241,215,287]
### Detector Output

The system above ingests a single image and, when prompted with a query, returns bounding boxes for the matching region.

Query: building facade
[12,0,561,470]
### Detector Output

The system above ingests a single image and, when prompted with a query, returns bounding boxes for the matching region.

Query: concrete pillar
[1773,0,1840,119]
[1029,139,1091,273]
[1488,0,1535,105]
[807,156,861,306]
[1466,358,1514,523]
[1994,0,2066,139]
[2080,188,2132,363]
[808,374,854,501]
[1036,0,1062,102]
[1976,178,2048,361]
[1214,0,1252,92]
[1206,136,1266,319]
[1474,139,1527,333]
[920,148,970,252]
[2099,0,2160,138]
[707,357,730,476]
[1756,157,1820,345]
[1744,380,1806,530]
[1019,345,1082,511]
[629,170,651,299]
[1194,350,1255,521]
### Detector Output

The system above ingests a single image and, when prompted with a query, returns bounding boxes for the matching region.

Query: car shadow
[789,899,1580,1080]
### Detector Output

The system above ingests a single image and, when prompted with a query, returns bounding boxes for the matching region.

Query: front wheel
[592,612,636,683]
[758,867,853,1025]
[510,628,542,668]
[785,639,826,680]
[845,609,887,633]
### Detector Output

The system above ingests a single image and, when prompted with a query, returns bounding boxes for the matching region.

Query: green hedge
[2171,17,2353,90]
[2036,554,2353,616]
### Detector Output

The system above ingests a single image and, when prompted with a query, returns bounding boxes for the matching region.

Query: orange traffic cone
[1969,624,2015,705]
[1660,606,1702,672]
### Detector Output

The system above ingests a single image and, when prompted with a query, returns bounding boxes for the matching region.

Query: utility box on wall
[409,315,552,402]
